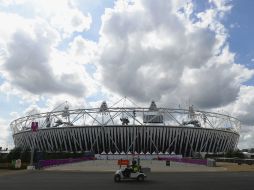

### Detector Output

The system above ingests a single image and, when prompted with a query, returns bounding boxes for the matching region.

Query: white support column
[102,126,105,152]
[162,127,166,152]
[208,131,215,153]
[211,131,219,153]
[221,133,228,152]
[133,125,136,152]
[200,130,208,152]
[44,131,48,151]
[146,127,149,152]
[159,127,163,152]
[154,127,158,153]
[40,131,47,151]
[149,127,152,153]
[123,126,127,152]
[72,129,78,152]
[189,129,196,156]
[109,127,112,152]
[30,133,36,150]
[205,131,213,152]
[59,129,65,151]
[66,128,73,152]
[179,129,185,154]
[140,126,143,153]
[226,133,234,152]
[126,126,129,152]
[44,131,51,151]
[214,131,222,153]
[88,128,93,151]
[164,127,169,152]
[194,129,201,153]
[184,129,191,156]
[228,134,235,150]
[52,130,58,151]
[48,131,53,151]
[82,128,88,151]
[77,128,83,151]
[224,134,231,152]
[143,126,147,153]
[120,126,124,152]
[171,128,176,153]
[113,127,117,152]
[153,127,157,153]
[24,133,31,149]
[218,132,225,152]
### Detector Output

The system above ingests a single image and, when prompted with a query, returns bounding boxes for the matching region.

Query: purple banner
[38,157,94,169]
[31,122,38,132]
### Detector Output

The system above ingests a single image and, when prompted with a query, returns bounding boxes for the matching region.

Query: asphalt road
[0,171,254,190]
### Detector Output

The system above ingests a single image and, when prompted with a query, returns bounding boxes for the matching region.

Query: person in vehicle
[123,164,131,177]
[131,160,139,173]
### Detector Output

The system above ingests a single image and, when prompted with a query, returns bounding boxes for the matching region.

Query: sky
[0,0,254,150]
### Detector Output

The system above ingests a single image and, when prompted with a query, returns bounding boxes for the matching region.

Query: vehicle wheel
[137,175,144,182]
[114,175,121,182]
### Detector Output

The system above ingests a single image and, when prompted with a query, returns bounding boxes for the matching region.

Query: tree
[20,148,31,162]
[225,150,244,158]
[7,147,22,161]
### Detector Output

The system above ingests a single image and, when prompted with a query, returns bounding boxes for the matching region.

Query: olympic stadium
[10,99,241,157]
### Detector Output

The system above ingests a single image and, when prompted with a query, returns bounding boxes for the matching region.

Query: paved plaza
[44,160,230,172]
[1,160,254,190]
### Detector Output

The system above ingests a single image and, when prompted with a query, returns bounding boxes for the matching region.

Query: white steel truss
[11,100,240,156]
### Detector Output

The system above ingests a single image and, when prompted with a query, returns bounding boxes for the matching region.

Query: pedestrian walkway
[44,160,227,172]
[0,169,27,176]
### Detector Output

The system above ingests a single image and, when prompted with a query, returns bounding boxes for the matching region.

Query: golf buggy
[114,159,146,182]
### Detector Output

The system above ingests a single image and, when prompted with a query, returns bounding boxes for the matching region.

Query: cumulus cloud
[239,128,254,149]
[1,0,254,150]
[0,7,97,100]
[2,28,87,97]
[0,0,92,38]
[0,118,13,148]
[217,85,254,149]
[48,5,92,37]
[179,65,239,108]
[229,86,254,126]
[96,0,253,110]
[68,35,98,66]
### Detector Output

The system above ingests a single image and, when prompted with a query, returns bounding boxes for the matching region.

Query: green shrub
[225,150,244,158]
[6,147,22,161]
[20,148,31,163]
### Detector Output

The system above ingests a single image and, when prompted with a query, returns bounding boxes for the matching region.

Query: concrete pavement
[44,160,227,172]
[1,170,254,190]
[0,169,27,176]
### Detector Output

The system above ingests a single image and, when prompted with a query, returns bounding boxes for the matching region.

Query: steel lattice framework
[11,100,240,156]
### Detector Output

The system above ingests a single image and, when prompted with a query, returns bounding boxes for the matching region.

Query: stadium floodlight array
[10,98,240,156]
